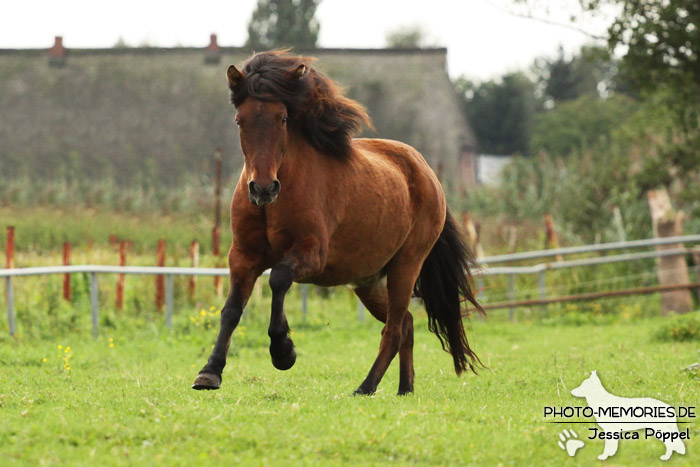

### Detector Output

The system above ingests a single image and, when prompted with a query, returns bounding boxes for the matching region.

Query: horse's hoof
[397,388,414,396]
[192,372,221,390]
[353,385,375,396]
[271,348,296,371]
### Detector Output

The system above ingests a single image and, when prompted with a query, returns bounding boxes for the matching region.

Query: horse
[192,51,483,395]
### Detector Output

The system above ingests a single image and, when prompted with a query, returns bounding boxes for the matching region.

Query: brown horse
[192,51,483,395]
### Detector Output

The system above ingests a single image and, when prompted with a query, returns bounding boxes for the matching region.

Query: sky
[1,0,614,81]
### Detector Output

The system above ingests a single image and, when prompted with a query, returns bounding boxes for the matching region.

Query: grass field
[1,294,699,465]
[1,206,699,464]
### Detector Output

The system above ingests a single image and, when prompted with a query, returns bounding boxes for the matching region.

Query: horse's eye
[281,116,288,125]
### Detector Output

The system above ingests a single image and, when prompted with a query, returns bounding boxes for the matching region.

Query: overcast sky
[1,0,614,81]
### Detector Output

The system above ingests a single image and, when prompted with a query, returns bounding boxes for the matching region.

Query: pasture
[1,290,699,464]
[2,207,699,465]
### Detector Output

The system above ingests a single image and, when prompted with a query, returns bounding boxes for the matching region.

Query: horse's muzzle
[248,179,281,206]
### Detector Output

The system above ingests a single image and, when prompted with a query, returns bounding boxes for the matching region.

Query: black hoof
[397,388,414,396]
[271,347,296,370]
[353,385,375,396]
[192,372,221,390]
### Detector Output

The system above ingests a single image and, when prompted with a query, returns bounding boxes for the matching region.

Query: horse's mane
[229,50,373,158]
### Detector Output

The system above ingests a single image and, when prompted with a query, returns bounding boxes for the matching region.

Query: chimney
[205,33,221,65]
[48,36,67,67]
[206,34,220,51]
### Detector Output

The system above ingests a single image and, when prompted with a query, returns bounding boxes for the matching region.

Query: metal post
[166,274,174,328]
[357,298,365,322]
[301,284,308,320]
[6,277,15,336]
[538,270,546,299]
[476,276,484,299]
[90,272,99,338]
[508,274,515,322]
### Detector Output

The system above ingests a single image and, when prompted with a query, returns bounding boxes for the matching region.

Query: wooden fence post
[156,239,165,312]
[544,213,563,261]
[116,241,126,310]
[6,226,15,269]
[189,240,199,299]
[5,226,16,335]
[62,242,71,302]
[462,212,484,259]
[647,189,693,315]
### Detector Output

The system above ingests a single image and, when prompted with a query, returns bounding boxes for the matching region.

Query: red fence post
[116,241,126,310]
[6,226,15,269]
[156,239,165,312]
[62,242,71,302]
[189,240,199,299]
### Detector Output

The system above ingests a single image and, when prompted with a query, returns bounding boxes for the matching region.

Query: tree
[582,0,700,97]
[246,0,321,50]
[456,72,541,155]
[530,94,638,156]
[385,26,434,49]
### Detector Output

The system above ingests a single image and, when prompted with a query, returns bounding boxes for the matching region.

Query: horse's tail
[413,208,485,375]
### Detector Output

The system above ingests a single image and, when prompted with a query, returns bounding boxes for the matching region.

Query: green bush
[653,312,700,342]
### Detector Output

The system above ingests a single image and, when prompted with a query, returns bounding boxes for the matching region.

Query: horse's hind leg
[354,259,421,395]
[354,281,415,395]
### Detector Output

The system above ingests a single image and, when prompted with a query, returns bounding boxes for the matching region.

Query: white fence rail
[2,235,700,335]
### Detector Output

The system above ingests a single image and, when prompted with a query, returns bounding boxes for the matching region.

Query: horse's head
[235,96,286,206]
[226,51,372,206]
[228,63,303,206]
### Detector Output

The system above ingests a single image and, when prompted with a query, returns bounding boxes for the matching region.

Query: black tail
[413,209,485,375]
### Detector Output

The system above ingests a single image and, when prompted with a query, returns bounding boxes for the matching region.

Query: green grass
[1,299,698,465]
[1,206,699,464]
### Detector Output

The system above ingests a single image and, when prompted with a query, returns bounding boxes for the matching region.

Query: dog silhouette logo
[570,370,686,461]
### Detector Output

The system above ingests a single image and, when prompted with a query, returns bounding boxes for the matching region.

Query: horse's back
[351,138,445,216]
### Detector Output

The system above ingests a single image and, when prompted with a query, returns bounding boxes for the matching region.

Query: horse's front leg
[192,252,262,390]
[268,240,324,370]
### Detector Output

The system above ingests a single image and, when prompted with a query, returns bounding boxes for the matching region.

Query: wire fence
[2,235,700,335]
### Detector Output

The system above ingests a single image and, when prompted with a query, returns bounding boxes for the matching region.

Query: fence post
[6,226,15,269]
[508,274,515,321]
[357,297,365,322]
[166,274,174,328]
[156,239,165,311]
[189,240,199,299]
[647,189,693,315]
[538,270,546,299]
[544,213,563,261]
[62,242,71,302]
[6,277,15,336]
[5,226,15,336]
[90,272,99,338]
[116,241,126,310]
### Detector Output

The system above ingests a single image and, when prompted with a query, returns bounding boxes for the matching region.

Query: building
[0,36,478,194]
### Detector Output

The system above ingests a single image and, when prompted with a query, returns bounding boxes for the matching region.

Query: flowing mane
[229,51,372,157]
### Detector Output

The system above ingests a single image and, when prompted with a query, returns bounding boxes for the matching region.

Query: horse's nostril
[268,180,281,195]
[249,180,262,195]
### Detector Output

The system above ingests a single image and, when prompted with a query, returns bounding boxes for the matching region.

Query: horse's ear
[294,64,307,78]
[227,65,245,88]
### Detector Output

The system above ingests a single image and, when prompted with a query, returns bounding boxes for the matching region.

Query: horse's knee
[269,263,294,294]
